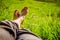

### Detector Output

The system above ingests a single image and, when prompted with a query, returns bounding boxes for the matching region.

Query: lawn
[0,0,60,40]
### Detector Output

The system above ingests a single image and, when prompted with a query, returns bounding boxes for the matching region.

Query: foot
[13,10,20,20]
[13,7,28,25]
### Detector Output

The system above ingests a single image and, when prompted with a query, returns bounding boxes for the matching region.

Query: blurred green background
[0,0,60,40]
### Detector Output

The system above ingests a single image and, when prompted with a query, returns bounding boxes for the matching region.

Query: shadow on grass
[35,0,60,7]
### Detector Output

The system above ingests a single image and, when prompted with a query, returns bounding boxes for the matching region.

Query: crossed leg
[13,7,28,29]
[12,7,42,40]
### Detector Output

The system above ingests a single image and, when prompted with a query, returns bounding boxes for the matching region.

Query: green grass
[0,0,60,40]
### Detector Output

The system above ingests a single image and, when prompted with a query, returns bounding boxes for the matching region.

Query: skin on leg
[13,7,28,28]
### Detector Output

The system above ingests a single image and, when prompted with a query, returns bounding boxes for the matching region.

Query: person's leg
[0,28,15,40]
[16,29,42,40]
[13,7,28,28]
[17,34,42,40]
[0,7,28,40]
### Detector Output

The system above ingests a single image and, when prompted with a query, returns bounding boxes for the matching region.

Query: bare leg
[13,16,24,28]
[13,7,28,28]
